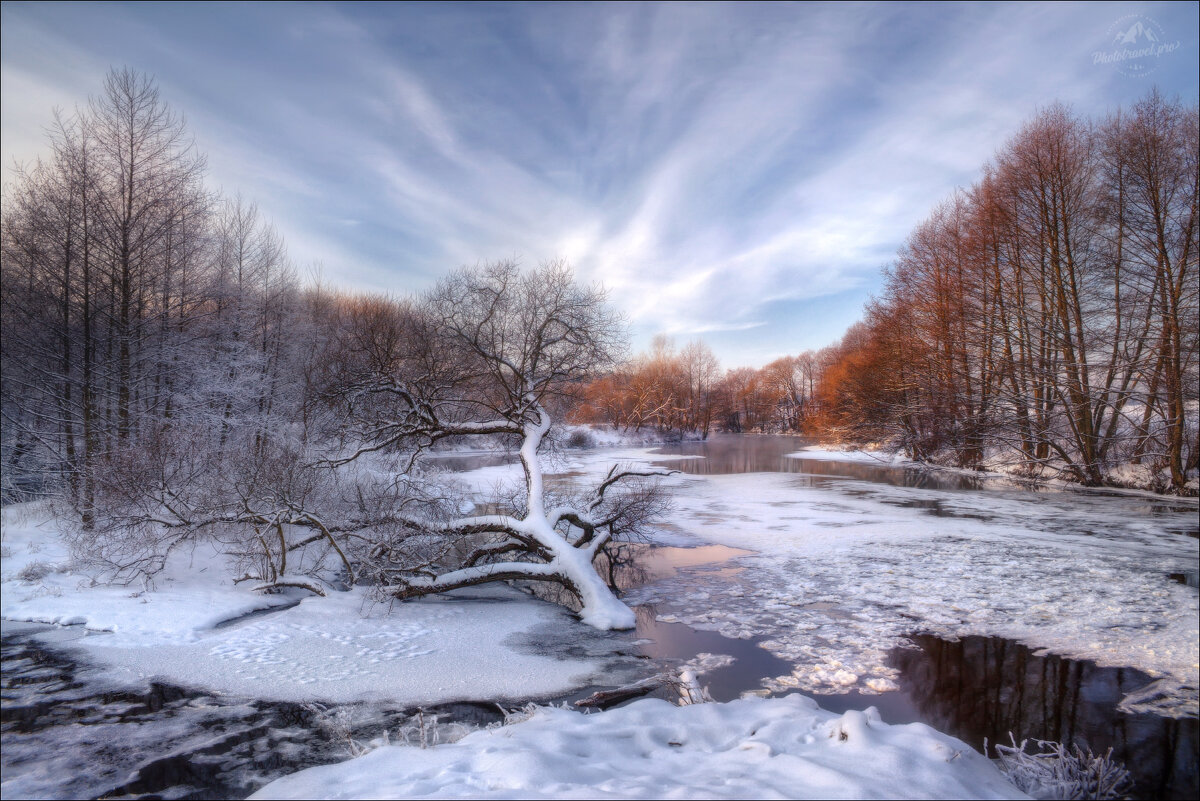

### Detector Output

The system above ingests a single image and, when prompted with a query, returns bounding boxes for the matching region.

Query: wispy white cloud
[2,1,1196,365]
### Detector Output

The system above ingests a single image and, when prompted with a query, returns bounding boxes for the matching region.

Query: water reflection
[611,542,752,584]
[518,541,751,613]
[890,634,1198,800]
[421,451,519,472]
[652,435,985,490]
[632,606,792,702]
[514,540,785,703]
[602,543,783,703]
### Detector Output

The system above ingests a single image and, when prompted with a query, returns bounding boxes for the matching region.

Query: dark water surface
[653,434,985,490]
[2,620,338,800]
[654,434,1200,525]
[889,634,1197,800]
[0,620,507,800]
[804,635,1198,800]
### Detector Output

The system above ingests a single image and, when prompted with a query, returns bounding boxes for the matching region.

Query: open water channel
[2,435,1197,798]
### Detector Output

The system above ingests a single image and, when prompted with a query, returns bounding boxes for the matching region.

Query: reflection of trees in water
[651,435,982,489]
[892,635,1197,800]
[517,542,650,612]
[598,542,651,592]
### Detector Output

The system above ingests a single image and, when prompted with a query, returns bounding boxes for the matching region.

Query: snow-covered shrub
[305,703,372,757]
[991,734,1132,800]
[492,702,541,727]
[304,704,471,757]
[16,559,54,582]
[65,423,386,589]
[565,428,596,449]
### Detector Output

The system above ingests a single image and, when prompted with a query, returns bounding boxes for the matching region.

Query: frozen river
[614,435,1199,799]
[2,434,1197,798]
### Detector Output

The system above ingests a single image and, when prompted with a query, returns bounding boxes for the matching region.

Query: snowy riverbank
[0,503,609,706]
[4,437,1196,799]
[788,442,1200,497]
[251,694,1024,800]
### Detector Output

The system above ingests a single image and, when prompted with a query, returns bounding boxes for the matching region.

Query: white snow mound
[252,695,1026,800]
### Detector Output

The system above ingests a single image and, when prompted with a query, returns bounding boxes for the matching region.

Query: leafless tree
[808,93,1197,491]
[328,260,669,629]
[1,68,212,514]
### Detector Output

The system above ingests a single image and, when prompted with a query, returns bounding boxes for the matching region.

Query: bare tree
[1,69,212,513]
[807,92,1197,491]
[331,260,667,629]
[680,339,720,437]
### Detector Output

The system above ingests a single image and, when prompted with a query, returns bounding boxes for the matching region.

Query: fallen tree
[76,261,671,630]
[327,260,670,629]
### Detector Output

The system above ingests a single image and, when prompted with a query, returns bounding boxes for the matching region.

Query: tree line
[572,90,1198,493]
[2,69,304,517]
[570,336,830,437]
[817,91,1198,491]
[1,70,666,626]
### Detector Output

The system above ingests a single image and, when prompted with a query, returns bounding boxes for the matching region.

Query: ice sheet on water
[1,504,619,706]
[616,468,1198,715]
[787,447,909,465]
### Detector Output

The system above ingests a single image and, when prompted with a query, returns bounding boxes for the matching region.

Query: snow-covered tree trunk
[394,403,636,629]
[327,262,669,630]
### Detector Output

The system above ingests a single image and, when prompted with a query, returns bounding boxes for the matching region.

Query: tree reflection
[651,434,983,489]
[891,634,1197,800]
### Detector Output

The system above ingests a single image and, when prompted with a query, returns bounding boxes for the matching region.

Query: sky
[2,2,1198,368]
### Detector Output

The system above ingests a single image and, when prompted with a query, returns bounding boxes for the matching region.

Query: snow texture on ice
[526,445,1199,717]
[1,504,609,705]
[786,447,909,465]
[622,467,1199,716]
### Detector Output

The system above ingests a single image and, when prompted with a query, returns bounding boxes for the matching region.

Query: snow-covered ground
[251,694,1023,800]
[0,504,609,706]
[4,435,1196,799]
[791,442,1200,495]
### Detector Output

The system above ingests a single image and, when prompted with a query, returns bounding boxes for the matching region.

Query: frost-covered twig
[669,669,715,706]
[990,733,1132,800]
[305,703,373,757]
